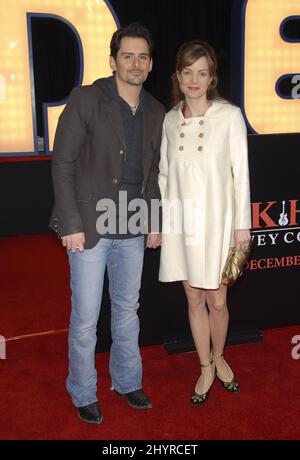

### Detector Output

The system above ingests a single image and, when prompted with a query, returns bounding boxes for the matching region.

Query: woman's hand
[234,229,251,250]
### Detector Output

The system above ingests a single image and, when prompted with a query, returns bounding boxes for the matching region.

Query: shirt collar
[111,76,145,113]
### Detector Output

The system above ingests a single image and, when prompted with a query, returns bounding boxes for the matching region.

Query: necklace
[129,101,139,115]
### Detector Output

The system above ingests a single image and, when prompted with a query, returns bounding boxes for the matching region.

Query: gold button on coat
[198,146,203,151]
[180,133,184,138]
[199,120,204,125]
[120,149,124,155]
[112,178,118,184]
[198,133,204,138]
[179,146,184,151]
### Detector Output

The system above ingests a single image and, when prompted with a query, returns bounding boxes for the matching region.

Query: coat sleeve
[51,87,87,237]
[145,110,165,233]
[146,111,164,202]
[158,120,168,200]
[229,108,252,230]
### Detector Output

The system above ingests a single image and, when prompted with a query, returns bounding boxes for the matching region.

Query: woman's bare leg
[182,281,214,394]
[206,285,234,382]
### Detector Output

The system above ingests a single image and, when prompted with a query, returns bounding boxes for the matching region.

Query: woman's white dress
[158,100,251,289]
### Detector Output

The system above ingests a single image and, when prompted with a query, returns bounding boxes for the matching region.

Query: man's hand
[234,229,251,250]
[62,232,85,253]
[146,233,161,249]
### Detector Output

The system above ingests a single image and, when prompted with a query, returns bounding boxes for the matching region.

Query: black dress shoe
[77,401,103,424]
[115,389,152,409]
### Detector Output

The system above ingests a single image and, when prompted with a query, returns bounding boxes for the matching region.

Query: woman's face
[177,56,212,100]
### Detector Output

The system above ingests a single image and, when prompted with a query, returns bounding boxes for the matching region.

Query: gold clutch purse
[221,241,252,286]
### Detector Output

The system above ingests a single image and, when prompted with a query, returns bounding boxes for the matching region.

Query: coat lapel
[103,97,124,145]
[142,102,156,181]
[102,87,157,183]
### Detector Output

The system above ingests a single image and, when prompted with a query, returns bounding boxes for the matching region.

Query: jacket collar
[93,76,155,147]
[95,77,158,160]
[175,99,232,120]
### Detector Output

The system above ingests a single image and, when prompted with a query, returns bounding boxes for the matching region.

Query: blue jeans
[66,236,144,407]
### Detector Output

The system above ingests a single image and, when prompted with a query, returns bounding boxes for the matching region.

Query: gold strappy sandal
[191,358,216,405]
[214,353,240,392]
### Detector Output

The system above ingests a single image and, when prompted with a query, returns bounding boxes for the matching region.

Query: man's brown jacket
[50,77,165,248]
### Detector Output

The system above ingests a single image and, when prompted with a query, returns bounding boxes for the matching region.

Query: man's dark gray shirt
[101,76,145,239]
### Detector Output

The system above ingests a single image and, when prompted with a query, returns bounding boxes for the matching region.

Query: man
[50,23,165,424]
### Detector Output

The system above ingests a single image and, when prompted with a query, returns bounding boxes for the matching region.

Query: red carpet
[0,234,70,338]
[0,234,300,439]
[0,326,300,440]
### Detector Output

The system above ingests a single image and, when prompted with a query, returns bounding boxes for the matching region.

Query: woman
[158,41,251,404]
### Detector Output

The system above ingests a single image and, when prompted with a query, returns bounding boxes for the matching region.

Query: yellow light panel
[0,0,118,155]
[244,0,300,134]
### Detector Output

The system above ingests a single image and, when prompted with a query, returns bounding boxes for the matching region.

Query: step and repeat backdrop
[0,0,299,349]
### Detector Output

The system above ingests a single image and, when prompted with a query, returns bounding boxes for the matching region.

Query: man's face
[110,36,153,86]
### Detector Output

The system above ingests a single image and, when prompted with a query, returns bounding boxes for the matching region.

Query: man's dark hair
[110,22,153,59]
